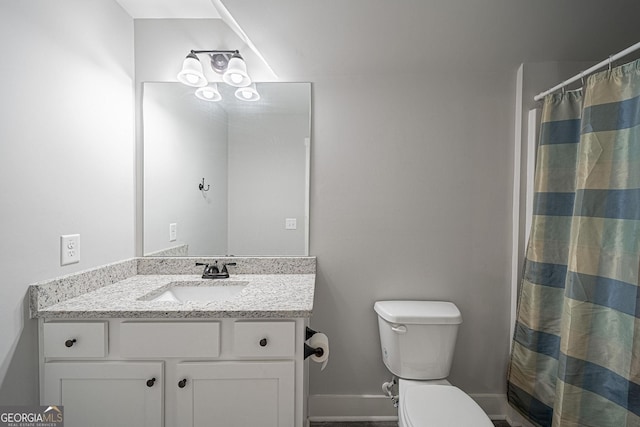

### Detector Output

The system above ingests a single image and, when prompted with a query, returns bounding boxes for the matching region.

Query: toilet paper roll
[308,332,329,371]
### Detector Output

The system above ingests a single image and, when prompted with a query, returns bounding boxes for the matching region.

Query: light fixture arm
[190,49,239,56]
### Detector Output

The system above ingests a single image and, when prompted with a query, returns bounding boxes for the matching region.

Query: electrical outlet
[169,223,177,241]
[60,234,80,266]
[285,218,297,230]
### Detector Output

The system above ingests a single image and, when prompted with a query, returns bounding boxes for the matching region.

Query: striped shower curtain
[508,59,640,427]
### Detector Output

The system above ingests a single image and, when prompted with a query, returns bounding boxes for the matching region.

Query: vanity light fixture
[178,49,258,102]
[209,53,229,74]
[235,83,261,102]
[177,52,208,87]
[178,49,252,88]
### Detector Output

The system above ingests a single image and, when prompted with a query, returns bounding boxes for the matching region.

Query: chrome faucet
[196,261,236,279]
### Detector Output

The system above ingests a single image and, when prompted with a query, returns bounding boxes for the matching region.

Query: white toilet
[374,300,493,426]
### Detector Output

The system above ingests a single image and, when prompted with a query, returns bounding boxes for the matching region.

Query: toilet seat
[400,385,493,426]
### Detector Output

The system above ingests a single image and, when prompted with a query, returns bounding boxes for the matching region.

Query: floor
[310,422,510,427]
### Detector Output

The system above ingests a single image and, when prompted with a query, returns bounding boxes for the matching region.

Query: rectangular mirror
[143,82,310,257]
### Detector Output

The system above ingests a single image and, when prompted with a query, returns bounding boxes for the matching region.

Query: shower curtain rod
[534,40,640,101]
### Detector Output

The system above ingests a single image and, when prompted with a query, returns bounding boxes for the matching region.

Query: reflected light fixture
[177,50,254,101]
[195,83,222,102]
[235,83,260,102]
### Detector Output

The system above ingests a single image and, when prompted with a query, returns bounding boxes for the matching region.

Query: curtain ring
[609,55,613,72]
[580,71,585,86]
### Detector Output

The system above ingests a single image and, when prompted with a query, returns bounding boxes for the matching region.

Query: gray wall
[0,1,134,404]
[143,83,228,256]
[308,70,514,395]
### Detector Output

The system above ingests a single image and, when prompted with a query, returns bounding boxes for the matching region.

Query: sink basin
[143,281,249,303]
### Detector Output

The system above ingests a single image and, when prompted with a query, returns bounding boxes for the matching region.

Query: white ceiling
[114,0,220,19]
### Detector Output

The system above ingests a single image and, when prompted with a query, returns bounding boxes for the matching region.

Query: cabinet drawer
[43,322,107,358]
[120,322,220,358]
[233,321,295,358]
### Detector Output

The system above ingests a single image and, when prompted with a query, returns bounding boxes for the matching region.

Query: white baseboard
[308,393,526,423]
[308,394,398,422]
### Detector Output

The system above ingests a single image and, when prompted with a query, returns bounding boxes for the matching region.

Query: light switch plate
[169,223,177,241]
[60,234,80,266]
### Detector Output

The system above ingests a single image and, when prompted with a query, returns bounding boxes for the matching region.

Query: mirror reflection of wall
[143,82,310,257]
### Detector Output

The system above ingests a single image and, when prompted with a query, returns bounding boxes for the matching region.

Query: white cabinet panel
[43,322,107,358]
[176,361,295,427]
[233,321,295,358]
[43,361,162,427]
[120,321,220,358]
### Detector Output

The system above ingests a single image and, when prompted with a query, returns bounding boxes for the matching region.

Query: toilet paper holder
[305,326,317,340]
[304,343,324,359]
[303,327,324,360]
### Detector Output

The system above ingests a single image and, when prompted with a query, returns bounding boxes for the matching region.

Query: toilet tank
[374,301,462,380]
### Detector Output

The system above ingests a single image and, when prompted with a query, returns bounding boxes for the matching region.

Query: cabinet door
[176,361,294,427]
[44,361,163,427]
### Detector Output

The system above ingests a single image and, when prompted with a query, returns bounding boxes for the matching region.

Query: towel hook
[199,178,210,191]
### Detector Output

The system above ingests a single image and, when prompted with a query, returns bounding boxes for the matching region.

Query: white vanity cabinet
[39,318,307,427]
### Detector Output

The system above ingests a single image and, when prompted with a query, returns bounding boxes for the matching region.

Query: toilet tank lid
[374,301,462,324]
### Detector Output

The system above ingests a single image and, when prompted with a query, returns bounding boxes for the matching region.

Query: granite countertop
[33,273,315,319]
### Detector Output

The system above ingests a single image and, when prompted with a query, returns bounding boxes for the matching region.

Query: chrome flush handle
[391,325,407,334]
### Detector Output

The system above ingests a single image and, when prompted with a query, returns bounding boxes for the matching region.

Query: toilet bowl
[398,381,493,426]
[374,301,493,426]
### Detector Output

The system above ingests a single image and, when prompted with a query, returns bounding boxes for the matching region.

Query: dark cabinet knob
[259,338,268,347]
[146,378,156,387]
[65,339,77,348]
[178,379,187,388]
